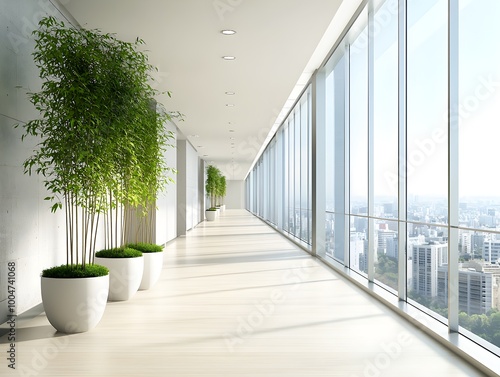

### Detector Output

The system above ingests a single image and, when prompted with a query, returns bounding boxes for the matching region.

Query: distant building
[438,268,493,315]
[460,232,472,254]
[377,229,397,256]
[483,240,500,263]
[479,215,496,228]
[350,232,366,272]
[412,243,448,298]
[471,233,485,256]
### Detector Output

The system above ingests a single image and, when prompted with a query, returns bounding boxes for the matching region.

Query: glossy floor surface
[0,210,487,376]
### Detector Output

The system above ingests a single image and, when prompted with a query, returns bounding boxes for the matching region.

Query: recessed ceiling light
[225,91,235,95]
[203,155,209,157]
[222,56,235,60]
[230,137,235,140]
[221,30,236,35]
[197,145,204,148]
[226,104,235,107]
[229,129,235,132]
[190,134,200,138]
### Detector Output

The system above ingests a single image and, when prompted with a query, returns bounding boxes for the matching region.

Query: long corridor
[0,210,486,376]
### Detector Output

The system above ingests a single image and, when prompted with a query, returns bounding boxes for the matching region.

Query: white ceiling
[58,0,348,180]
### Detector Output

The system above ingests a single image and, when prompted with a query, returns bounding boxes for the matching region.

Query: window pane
[351,216,368,275]
[374,219,399,291]
[374,0,398,219]
[350,19,369,214]
[407,0,448,222]
[407,222,449,320]
[325,50,347,263]
[300,96,309,243]
[458,0,500,352]
[295,109,301,238]
[325,69,335,214]
[289,118,295,236]
[283,124,289,233]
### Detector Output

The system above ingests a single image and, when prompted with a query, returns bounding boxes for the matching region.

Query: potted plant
[20,16,125,333]
[94,247,143,301]
[219,175,227,212]
[87,30,175,302]
[126,242,164,290]
[206,165,221,220]
[205,207,217,221]
[22,16,177,326]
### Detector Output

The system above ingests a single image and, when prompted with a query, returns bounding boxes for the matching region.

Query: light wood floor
[0,209,488,376]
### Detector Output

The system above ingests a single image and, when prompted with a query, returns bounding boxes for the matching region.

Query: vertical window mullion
[312,71,326,258]
[344,42,351,266]
[398,0,408,301]
[367,3,375,282]
[448,0,459,333]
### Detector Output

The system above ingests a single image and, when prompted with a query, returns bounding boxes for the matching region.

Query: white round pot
[206,210,216,221]
[139,252,164,290]
[95,256,144,301]
[221,204,226,212]
[41,274,109,333]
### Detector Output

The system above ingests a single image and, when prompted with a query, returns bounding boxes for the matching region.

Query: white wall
[177,140,202,235]
[0,0,69,322]
[225,180,246,209]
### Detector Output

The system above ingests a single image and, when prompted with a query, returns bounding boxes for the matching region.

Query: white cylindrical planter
[41,275,109,333]
[206,210,216,221]
[95,256,144,301]
[139,252,163,290]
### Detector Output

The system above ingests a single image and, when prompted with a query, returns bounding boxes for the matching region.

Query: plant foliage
[126,242,163,253]
[205,165,226,208]
[95,247,143,258]
[42,264,109,278]
[20,16,176,272]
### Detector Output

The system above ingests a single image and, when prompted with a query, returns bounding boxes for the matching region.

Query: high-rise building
[377,229,397,255]
[460,231,472,254]
[483,240,500,263]
[438,268,493,315]
[412,243,448,298]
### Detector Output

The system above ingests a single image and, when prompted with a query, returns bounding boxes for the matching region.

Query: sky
[347,0,500,201]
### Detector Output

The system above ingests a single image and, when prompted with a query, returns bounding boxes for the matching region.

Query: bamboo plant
[21,16,175,275]
[205,165,220,210]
